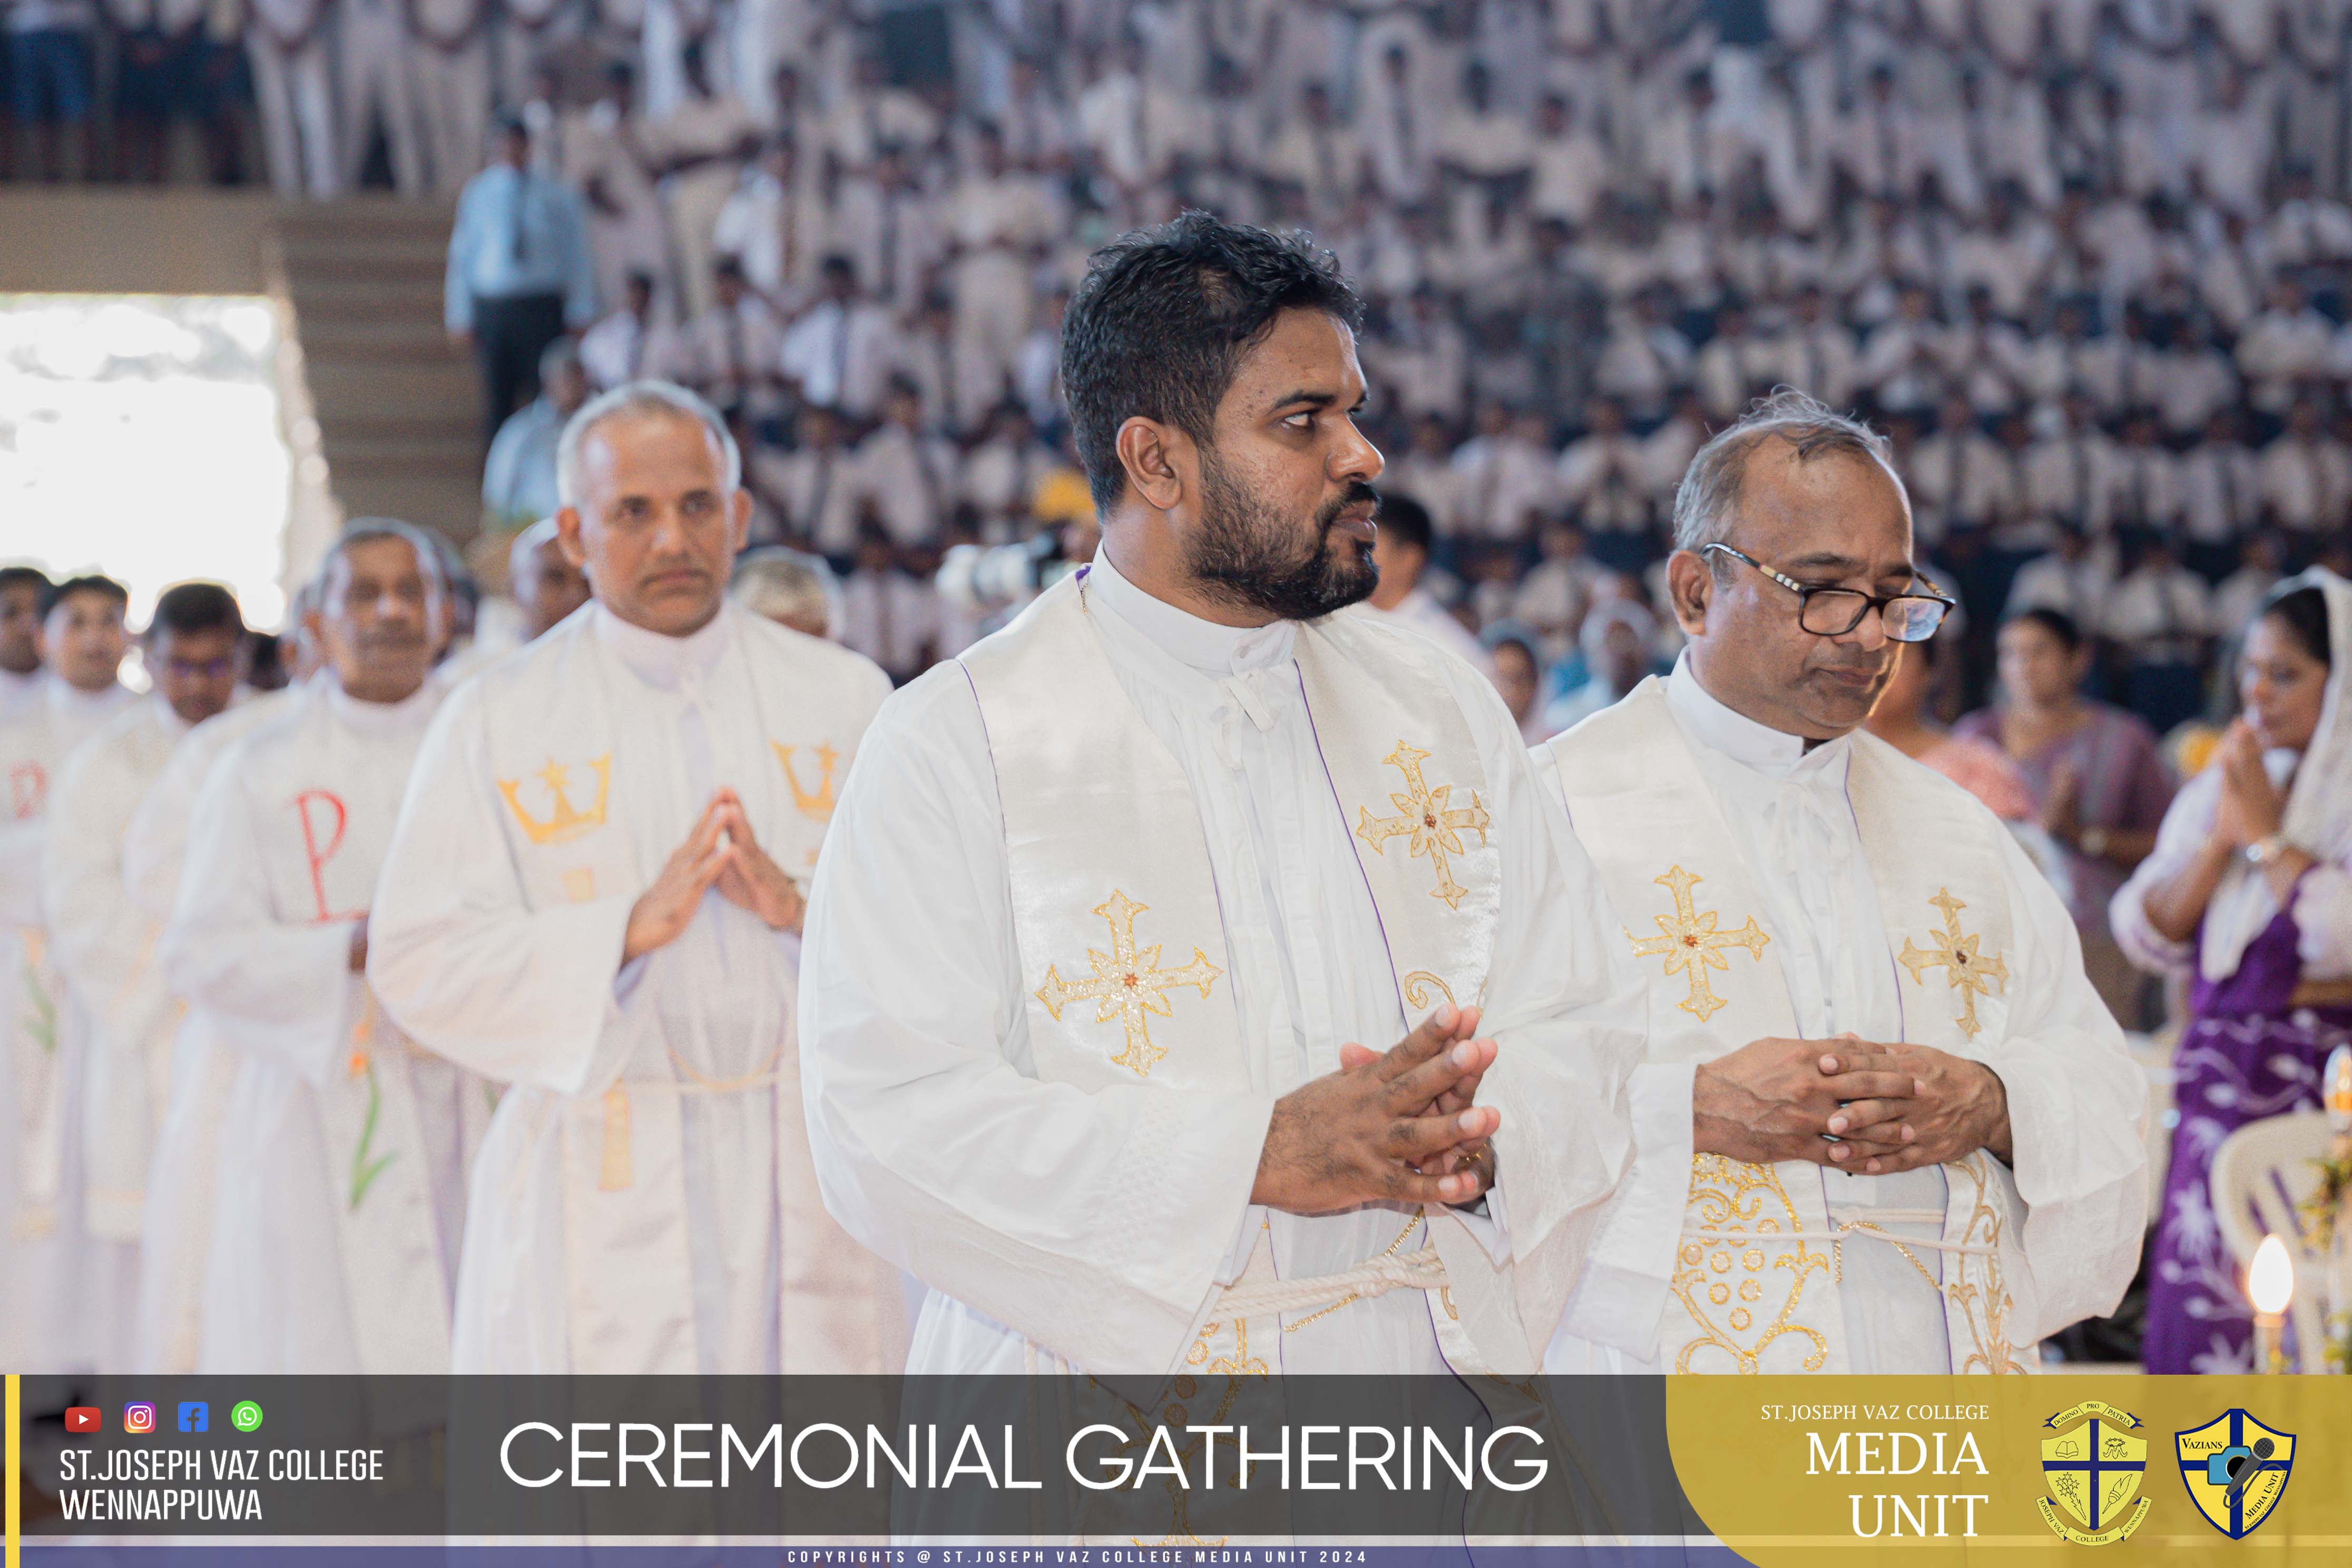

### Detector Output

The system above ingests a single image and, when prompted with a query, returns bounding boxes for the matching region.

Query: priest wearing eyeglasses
[1534,390,2148,1376]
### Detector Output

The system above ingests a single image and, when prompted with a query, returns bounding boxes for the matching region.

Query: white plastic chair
[2209,1111,2335,1374]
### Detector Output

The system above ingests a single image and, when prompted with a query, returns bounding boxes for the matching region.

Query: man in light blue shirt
[481,337,590,531]
[446,112,597,447]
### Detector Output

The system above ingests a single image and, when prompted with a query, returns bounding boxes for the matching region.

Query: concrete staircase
[274,199,484,537]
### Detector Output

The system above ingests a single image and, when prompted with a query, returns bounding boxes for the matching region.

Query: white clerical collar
[590,600,732,692]
[1665,651,1849,781]
[326,675,440,733]
[1084,546,1296,678]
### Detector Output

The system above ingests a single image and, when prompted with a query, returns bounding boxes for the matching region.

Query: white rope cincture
[1209,1243,1450,1321]
[1681,1212,1997,1259]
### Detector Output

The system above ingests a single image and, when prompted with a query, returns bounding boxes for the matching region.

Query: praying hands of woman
[2209,720,2285,851]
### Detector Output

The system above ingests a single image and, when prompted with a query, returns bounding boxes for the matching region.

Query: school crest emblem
[2036,1400,2151,1545]
[2175,1409,2294,1540]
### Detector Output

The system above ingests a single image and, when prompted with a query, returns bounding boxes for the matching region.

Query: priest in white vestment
[368,383,904,1375]
[1,575,138,1372]
[163,525,490,1374]
[1538,391,2147,1376]
[802,214,1643,1386]
[127,676,309,1372]
[42,583,247,1371]
[126,602,318,1373]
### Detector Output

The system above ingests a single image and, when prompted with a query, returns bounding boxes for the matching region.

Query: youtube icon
[65,1407,101,1434]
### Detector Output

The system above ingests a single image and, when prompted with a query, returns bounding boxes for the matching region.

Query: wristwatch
[2246,834,2298,867]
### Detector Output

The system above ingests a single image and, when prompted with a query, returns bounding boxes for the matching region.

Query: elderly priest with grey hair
[1536,390,2147,1375]
[800,213,1643,1384]
[367,381,905,1374]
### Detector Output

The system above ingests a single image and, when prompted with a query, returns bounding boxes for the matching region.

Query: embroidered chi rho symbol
[1626,865,1768,1021]
[1035,891,1222,1077]
[1897,888,2008,1038]
[496,754,612,846]
[1356,741,1491,909]
[770,741,840,819]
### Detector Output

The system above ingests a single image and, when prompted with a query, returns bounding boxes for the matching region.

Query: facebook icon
[178,1402,208,1433]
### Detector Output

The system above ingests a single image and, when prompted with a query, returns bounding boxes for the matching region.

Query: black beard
[1185,454,1379,622]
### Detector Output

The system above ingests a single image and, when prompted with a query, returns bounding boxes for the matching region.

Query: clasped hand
[620,789,805,964]
[1251,1005,1501,1216]
[1693,1034,2013,1174]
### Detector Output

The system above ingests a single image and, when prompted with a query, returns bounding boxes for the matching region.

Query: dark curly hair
[1060,211,1364,514]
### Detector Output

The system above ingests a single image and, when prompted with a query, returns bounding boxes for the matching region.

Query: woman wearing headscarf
[2112,571,2352,1373]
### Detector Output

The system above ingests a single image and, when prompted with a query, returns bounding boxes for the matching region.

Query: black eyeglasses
[1701,544,1955,643]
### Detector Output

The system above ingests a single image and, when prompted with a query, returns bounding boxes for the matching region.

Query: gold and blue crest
[2176,1409,2295,1540]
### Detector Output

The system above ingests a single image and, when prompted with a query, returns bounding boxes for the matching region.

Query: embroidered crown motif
[496,754,612,846]
[771,741,841,820]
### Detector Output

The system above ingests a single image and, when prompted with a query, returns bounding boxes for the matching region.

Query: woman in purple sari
[1954,609,2176,1023]
[2112,571,2352,1373]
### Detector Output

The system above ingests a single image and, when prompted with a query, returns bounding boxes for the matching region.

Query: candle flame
[2327,1044,2352,1118]
[2248,1233,2295,1316]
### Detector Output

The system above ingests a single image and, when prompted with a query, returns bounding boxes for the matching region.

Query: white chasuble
[367,604,903,1375]
[163,681,491,1375]
[801,556,1643,1387]
[1538,671,2147,1375]
[125,688,302,1372]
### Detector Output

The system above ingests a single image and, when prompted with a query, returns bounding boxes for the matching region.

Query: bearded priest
[367,382,905,1375]
[1536,390,2147,1376]
[800,213,1643,1384]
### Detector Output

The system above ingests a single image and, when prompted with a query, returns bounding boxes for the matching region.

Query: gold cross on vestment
[1035,891,1222,1077]
[1897,888,2008,1038]
[1625,865,1769,1022]
[1355,742,1491,910]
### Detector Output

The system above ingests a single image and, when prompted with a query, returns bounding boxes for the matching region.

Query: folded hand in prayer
[620,789,807,964]
[1815,1040,2012,1172]
[1251,1005,1500,1216]
[1692,1034,1918,1166]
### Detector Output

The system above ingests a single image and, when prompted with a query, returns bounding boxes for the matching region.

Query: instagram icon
[123,1403,156,1434]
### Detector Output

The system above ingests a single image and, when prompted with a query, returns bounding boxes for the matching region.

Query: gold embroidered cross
[1626,865,1769,1022]
[1355,742,1491,910]
[1897,888,2008,1038]
[1035,891,1222,1077]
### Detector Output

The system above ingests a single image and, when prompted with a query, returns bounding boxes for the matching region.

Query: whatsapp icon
[229,1400,263,1433]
